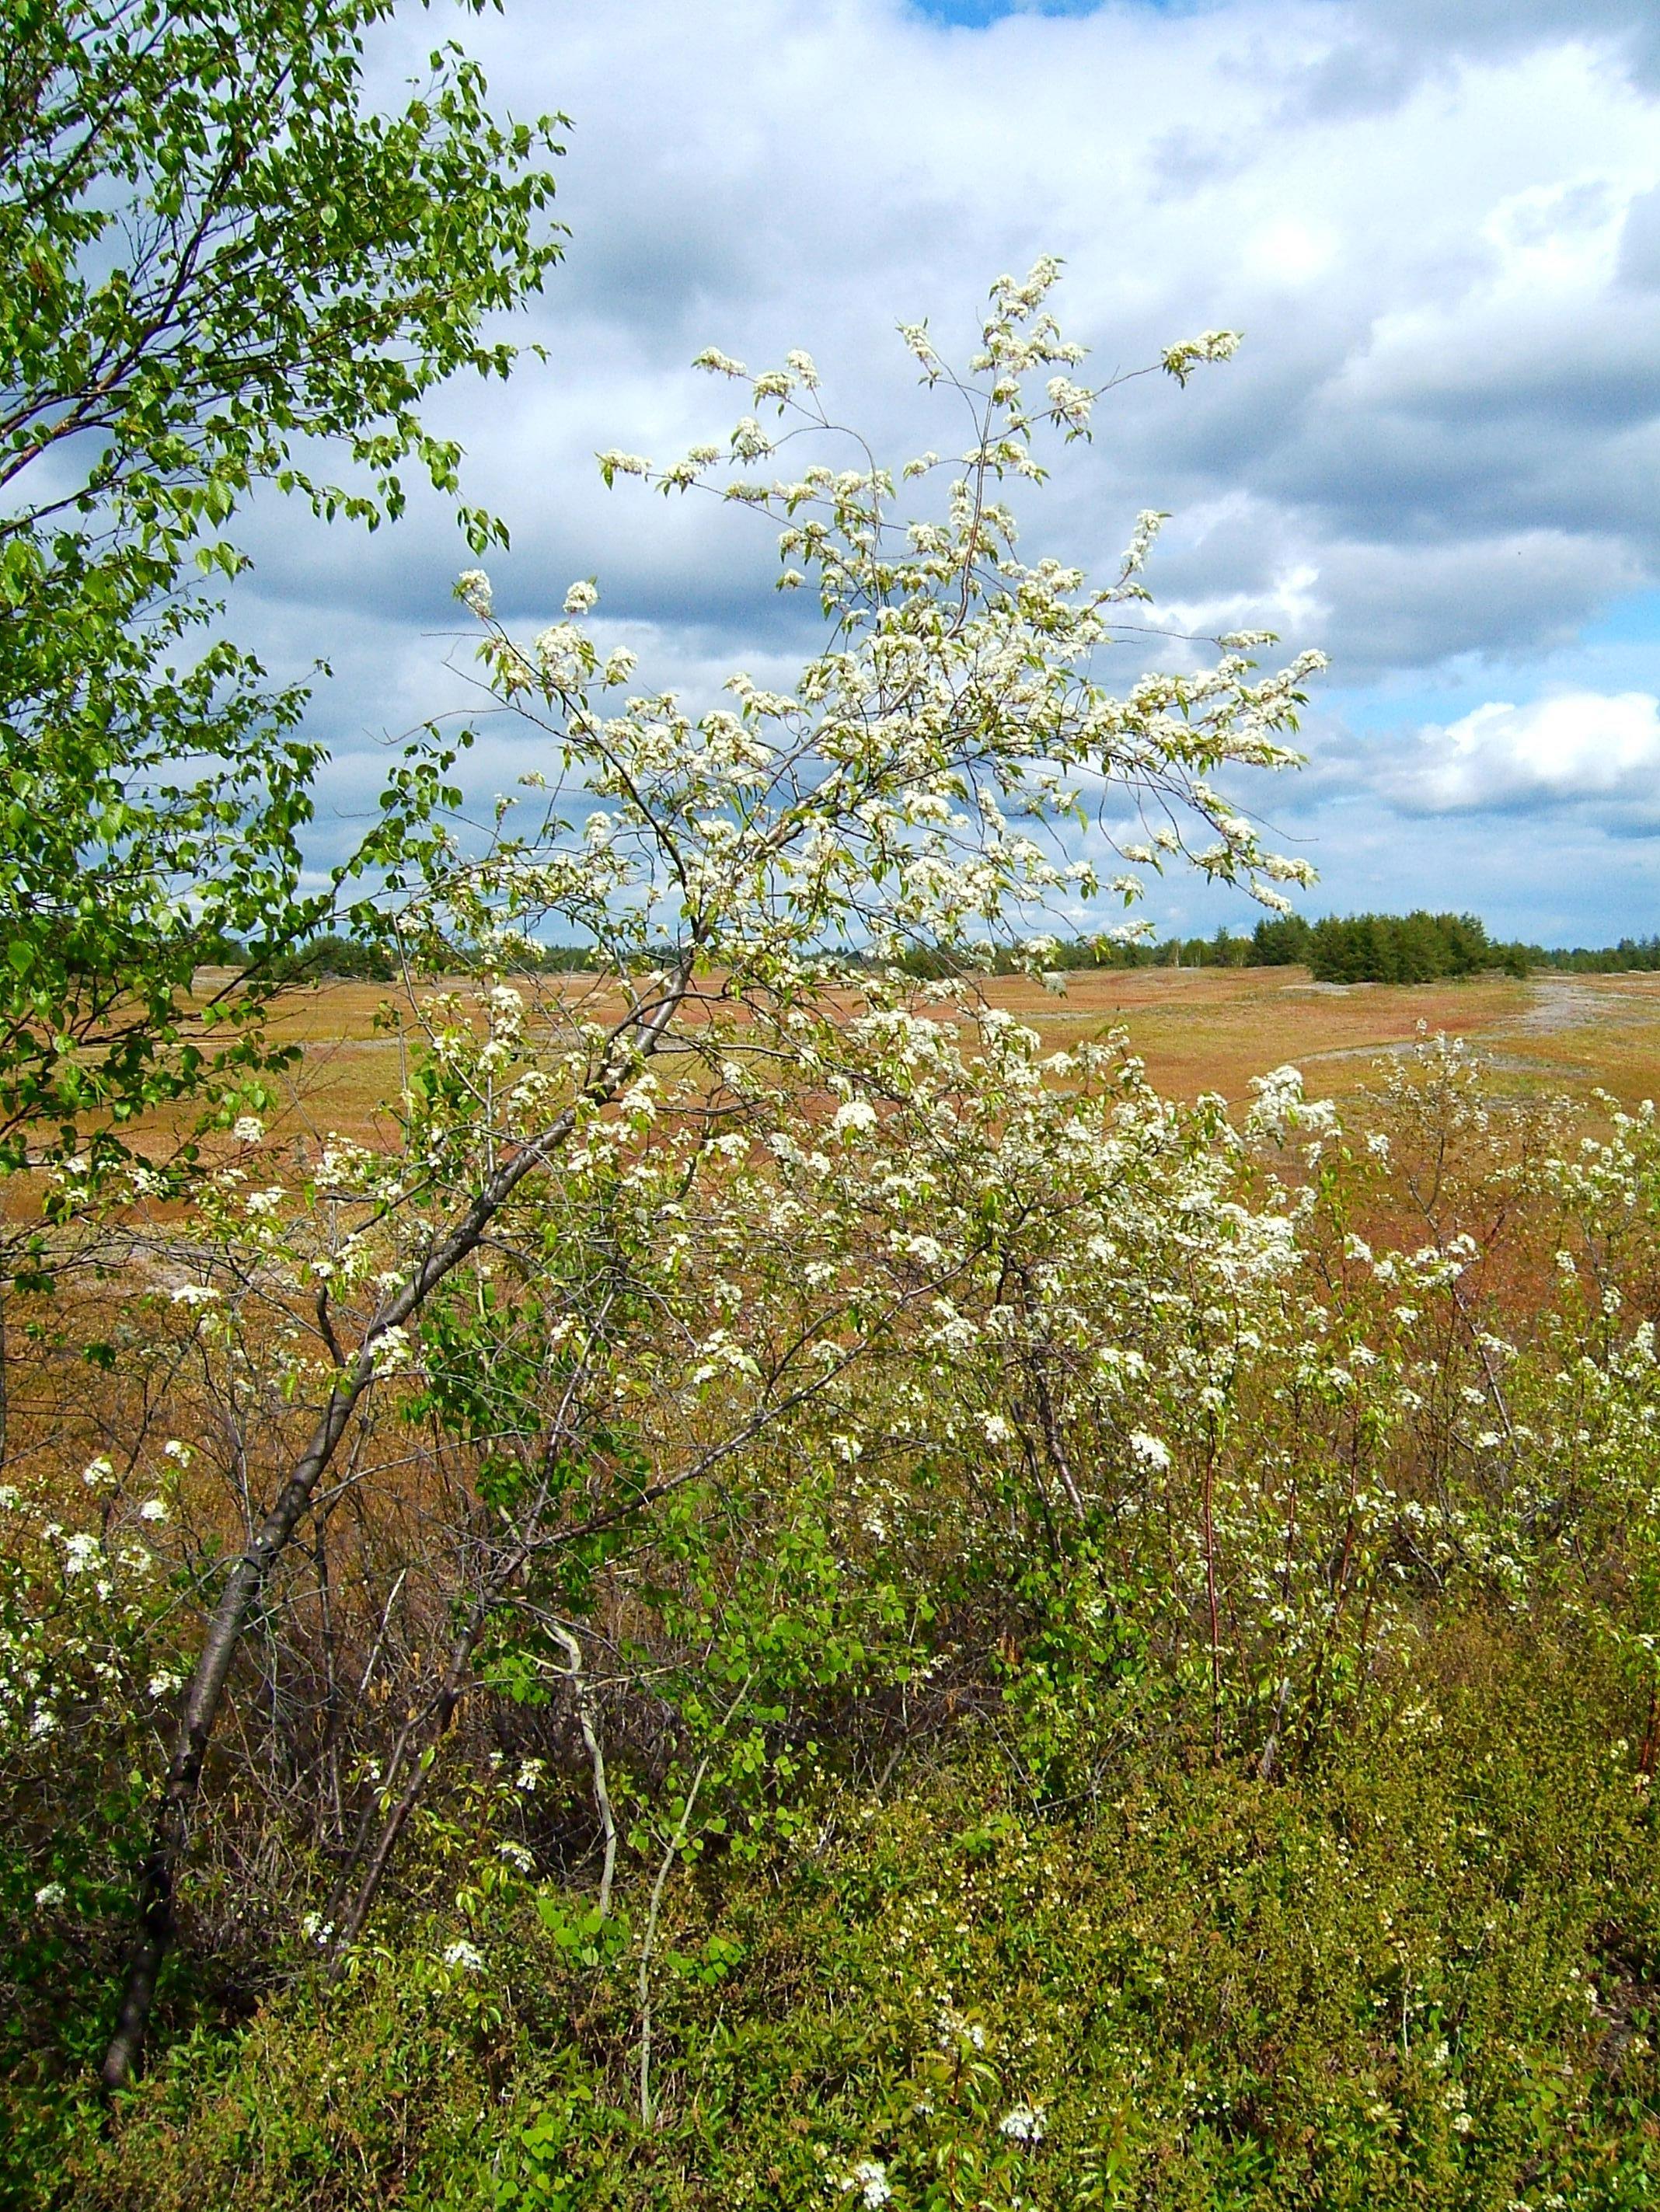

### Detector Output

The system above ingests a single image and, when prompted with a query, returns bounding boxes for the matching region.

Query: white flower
[534,621,584,677]
[831,1097,878,1140]
[0,1484,19,1509]
[33,1882,67,1910]
[170,1284,219,1307]
[147,1670,183,1700]
[138,1499,170,1524]
[82,1455,114,1488]
[844,2161,891,2209]
[455,568,493,618]
[371,1325,413,1376]
[441,1939,484,1973]
[497,1841,535,1872]
[1128,1431,1171,1471]
[515,1758,546,1794]
[62,1531,101,1573]
[231,1116,264,1144]
[563,578,599,615]
[595,448,653,481]
[999,2104,1047,2144]
[162,1439,194,1467]
[979,1413,1013,1444]
[936,2002,988,2051]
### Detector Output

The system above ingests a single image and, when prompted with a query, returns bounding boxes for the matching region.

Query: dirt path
[1499,976,1659,1036]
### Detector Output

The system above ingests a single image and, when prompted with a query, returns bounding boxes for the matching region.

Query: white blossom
[371,1325,413,1376]
[842,2162,891,2209]
[455,568,493,618]
[999,2106,1047,2144]
[832,1098,878,1140]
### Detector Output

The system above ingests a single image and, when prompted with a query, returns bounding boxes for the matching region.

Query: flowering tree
[98,260,1322,2087]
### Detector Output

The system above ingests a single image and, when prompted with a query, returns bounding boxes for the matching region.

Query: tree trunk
[99,979,685,2092]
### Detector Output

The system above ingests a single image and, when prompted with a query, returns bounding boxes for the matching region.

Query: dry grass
[246,965,1660,1139]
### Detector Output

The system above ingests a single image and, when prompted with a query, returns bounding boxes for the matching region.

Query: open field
[256,965,1660,1138]
[992,965,1660,1104]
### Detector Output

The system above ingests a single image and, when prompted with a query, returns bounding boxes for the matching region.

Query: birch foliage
[0,0,563,1175]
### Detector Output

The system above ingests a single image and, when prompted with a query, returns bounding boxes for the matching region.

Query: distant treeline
[1255,914,1660,983]
[1529,936,1660,975]
[905,911,1660,984]
[901,912,1519,982]
[215,919,1660,990]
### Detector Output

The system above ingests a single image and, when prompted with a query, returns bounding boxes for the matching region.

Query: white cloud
[1393,689,1660,810]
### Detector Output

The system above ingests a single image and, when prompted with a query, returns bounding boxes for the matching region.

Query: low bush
[16,1633,1659,2211]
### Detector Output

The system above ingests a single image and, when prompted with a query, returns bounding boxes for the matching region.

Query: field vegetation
[13,1000,1660,2210]
[248,958,1660,1122]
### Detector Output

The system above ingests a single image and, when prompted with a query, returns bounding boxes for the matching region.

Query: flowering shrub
[11,260,1660,2204]
[0,1464,184,2137]
[65,259,1335,2091]
[14,1002,1660,2200]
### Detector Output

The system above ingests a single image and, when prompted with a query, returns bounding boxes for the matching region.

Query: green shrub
[33,1635,1660,2212]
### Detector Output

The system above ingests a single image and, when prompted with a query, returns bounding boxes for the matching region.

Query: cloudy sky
[249,0,1660,945]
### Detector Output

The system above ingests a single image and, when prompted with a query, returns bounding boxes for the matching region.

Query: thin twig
[637,1755,708,2130]
[548,1623,616,1918]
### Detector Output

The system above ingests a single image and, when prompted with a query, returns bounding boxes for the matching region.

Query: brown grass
[247,965,1660,1139]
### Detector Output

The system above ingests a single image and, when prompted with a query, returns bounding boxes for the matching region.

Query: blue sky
[909,1,1151,20]
[239,0,1660,947]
